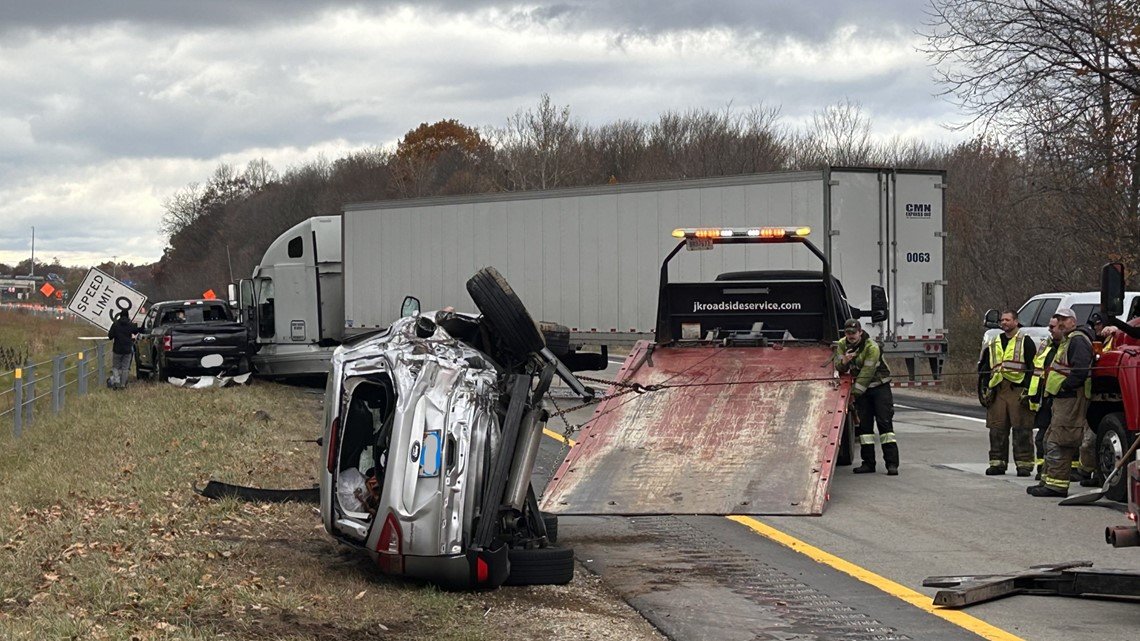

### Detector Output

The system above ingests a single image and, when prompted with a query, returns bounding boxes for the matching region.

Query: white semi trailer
[238,167,948,381]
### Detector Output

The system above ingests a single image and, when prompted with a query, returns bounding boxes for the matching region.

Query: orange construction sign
[202,289,217,300]
[39,283,55,297]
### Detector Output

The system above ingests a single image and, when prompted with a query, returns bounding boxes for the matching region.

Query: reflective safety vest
[832,337,891,396]
[1044,331,1093,399]
[1026,340,1056,412]
[987,330,1028,388]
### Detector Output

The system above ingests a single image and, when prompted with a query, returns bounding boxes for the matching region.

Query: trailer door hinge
[935,183,948,189]
[829,230,841,236]
[935,231,949,238]
[828,179,840,186]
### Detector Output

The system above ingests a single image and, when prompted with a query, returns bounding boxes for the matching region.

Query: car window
[1017,299,1045,327]
[1129,297,1140,321]
[1071,304,1098,325]
[1034,298,1061,325]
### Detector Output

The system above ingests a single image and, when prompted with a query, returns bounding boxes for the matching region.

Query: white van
[982,291,1140,348]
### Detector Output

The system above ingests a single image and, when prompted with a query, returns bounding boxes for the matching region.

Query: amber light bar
[670,226,811,240]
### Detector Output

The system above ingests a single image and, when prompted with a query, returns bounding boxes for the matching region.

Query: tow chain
[544,374,664,439]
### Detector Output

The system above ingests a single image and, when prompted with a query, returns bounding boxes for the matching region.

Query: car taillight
[325,416,340,474]
[376,513,403,574]
[476,556,489,584]
[162,335,172,352]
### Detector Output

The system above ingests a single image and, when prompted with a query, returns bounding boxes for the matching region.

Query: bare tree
[794,98,874,167]
[495,94,583,190]
[923,0,1140,265]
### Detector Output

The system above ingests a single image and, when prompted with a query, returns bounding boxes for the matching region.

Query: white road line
[896,403,986,424]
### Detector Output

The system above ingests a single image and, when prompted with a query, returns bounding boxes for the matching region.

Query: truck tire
[1097,412,1132,502]
[466,267,545,357]
[539,321,571,357]
[541,512,559,544]
[503,545,574,586]
[837,415,854,467]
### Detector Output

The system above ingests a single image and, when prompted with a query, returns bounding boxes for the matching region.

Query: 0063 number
[905,252,931,263]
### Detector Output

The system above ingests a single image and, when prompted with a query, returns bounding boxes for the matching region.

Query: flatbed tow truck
[542,225,887,516]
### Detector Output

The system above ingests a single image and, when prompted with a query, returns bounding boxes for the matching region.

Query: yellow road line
[542,427,576,447]
[727,515,1025,641]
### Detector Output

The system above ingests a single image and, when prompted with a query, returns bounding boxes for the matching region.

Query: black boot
[985,466,1006,476]
[1027,484,1067,497]
[853,463,876,474]
[882,443,899,477]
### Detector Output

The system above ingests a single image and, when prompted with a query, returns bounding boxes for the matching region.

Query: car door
[136,308,159,367]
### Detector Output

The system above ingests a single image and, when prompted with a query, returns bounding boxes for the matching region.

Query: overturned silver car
[319,267,596,589]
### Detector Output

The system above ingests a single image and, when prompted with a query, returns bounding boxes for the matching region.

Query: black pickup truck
[134,300,251,381]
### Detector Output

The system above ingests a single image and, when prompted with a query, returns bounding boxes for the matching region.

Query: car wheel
[155,353,169,382]
[1097,412,1131,502]
[465,267,545,357]
[538,321,571,357]
[503,545,574,586]
[541,512,559,544]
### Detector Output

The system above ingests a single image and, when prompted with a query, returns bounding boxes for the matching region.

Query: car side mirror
[227,283,238,306]
[983,308,1001,329]
[868,285,888,324]
[401,296,421,318]
[1101,262,1125,318]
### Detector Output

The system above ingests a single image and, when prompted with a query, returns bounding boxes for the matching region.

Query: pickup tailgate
[541,341,850,516]
[170,322,247,354]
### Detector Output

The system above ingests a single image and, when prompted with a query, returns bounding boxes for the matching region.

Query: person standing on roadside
[1029,307,1094,497]
[978,310,1037,476]
[1026,318,1061,481]
[834,318,899,475]
[106,310,139,389]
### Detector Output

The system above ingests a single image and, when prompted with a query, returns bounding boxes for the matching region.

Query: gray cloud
[0,1,961,268]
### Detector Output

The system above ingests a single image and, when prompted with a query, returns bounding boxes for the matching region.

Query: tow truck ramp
[541,341,851,516]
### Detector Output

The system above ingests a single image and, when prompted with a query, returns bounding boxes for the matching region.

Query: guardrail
[0,342,108,437]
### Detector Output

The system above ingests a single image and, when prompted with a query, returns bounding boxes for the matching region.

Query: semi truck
[236,167,948,380]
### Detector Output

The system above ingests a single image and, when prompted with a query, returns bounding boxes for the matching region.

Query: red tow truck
[541,225,888,517]
[1098,263,1140,547]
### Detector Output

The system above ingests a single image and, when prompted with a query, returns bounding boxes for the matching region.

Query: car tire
[538,322,571,357]
[1097,412,1131,502]
[503,545,574,586]
[466,267,545,357]
[541,512,559,544]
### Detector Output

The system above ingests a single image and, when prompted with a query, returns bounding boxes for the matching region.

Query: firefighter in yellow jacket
[1028,307,1094,497]
[834,319,899,475]
[977,310,1037,476]
[1027,318,1061,480]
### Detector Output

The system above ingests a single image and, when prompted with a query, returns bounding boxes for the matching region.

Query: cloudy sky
[0,1,965,269]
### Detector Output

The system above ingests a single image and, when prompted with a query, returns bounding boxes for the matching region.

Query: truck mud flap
[196,480,319,504]
[541,342,850,516]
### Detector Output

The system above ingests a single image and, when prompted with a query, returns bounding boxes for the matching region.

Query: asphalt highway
[535,369,1140,641]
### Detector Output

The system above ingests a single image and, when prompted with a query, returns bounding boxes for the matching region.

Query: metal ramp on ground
[541,341,850,516]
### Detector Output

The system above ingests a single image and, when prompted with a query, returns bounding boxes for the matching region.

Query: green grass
[0,377,630,641]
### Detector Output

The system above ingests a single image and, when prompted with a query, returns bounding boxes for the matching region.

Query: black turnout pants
[854,384,899,467]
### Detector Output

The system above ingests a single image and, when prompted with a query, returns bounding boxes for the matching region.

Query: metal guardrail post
[53,355,64,412]
[55,353,65,408]
[12,368,22,438]
[78,350,88,396]
[96,342,106,387]
[24,363,34,426]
